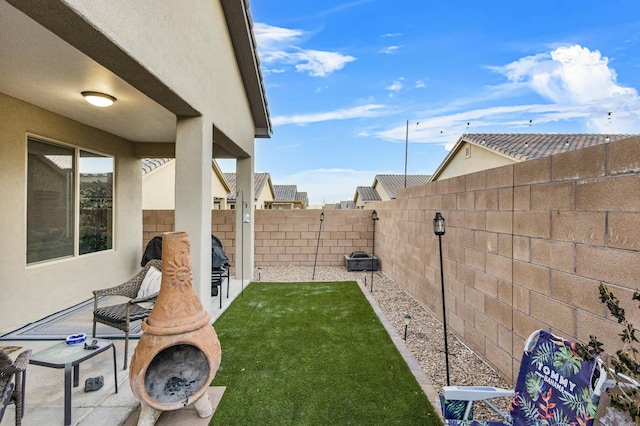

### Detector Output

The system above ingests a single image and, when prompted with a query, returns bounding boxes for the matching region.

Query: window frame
[26,134,115,265]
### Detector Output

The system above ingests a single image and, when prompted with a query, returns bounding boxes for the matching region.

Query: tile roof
[375,174,431,199]
[141,158,172,175]
[356,186,381,202]
[461,133,635,161]
[274,185,297,201]
[296,192,308,205]
[223,172,271,201]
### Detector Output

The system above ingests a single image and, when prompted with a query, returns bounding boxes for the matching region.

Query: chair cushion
[137,266,162,299]
[94,303,151,323]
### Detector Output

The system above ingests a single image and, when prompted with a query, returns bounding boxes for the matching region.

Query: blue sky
[220,1,640,206]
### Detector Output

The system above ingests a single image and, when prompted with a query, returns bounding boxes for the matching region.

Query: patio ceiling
[1,1,270,156]
[0,1,179,144]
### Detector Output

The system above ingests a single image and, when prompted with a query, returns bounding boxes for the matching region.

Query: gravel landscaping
[253,265,512,416]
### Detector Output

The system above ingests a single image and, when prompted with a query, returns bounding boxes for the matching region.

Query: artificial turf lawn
[210,281,442,425]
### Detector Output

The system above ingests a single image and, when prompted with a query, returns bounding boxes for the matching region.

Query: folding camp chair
[440,329,610,425]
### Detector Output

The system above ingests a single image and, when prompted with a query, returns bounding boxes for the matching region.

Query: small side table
[29,339,118,426]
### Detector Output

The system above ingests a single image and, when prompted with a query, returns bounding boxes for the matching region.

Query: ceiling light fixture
[81,91,116,107]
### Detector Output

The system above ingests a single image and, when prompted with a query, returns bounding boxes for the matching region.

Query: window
[465,145,471,158]
[27,138,113,264]
[79,151,113,255]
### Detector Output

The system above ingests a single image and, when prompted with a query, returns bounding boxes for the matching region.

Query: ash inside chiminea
[144,344,209,405]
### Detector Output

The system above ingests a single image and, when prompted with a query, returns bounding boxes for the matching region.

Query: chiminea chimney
[129,231,221,425]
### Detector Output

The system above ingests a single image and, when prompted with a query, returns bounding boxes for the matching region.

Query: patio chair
[0,348,32,426]
[92,259,162,369]
[440,329,610,426]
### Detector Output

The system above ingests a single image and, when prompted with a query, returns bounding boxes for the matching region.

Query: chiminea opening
[144,344,210,405]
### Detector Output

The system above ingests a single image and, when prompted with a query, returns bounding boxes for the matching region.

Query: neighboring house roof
[223,172,273,201]
[142,158,172,175]
[355,186,381,202]
[296,192,309,206]
[430,133,637,181]
[142,158,231,193]
[274,185,297,201]
[324,201,356,209]
[269,184,307,207]
[374,174,431,199]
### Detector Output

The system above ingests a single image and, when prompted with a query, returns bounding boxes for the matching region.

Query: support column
[236,157,254,284]
[175,117,213,310]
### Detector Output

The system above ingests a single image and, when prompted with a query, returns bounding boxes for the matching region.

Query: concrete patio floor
[2,273,439,426]
[1,276,249,426]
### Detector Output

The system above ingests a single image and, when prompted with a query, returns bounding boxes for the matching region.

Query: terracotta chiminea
[129,231,221,426]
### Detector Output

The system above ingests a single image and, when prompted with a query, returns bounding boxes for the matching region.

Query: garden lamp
[433,211,450,385]
[371,210,379,292]
[403,313,412,340]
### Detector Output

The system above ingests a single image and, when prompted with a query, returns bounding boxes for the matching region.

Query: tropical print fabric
[441,330,601,426]
[440,394,472,420]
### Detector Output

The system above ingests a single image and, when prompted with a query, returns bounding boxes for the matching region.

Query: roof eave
[220,0,272,138]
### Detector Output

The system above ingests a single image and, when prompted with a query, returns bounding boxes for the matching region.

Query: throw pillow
[137,266,162,301]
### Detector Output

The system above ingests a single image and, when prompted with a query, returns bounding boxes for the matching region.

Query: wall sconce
[403,313,412,340]
[81,91,116,107]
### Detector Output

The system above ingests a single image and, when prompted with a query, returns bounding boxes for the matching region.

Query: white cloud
[253,23,303,49]
[253,23,356,77]
[415,80,426,88]
[488,44,640,132]
[272,104,386,126]
[379,46,400,54]
[372,44,640,143]
[293,49,356,77]
[386,79,404,92]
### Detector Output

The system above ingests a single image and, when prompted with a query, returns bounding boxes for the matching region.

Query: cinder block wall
[373,137,640,383]
[143,209,375,268]
[142,137,640,384]
[143,209,237,264]
[254,209,374,266]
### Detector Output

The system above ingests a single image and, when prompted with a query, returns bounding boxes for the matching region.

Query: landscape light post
[371,210,379,293]
[403,314,412,340]
[433,211,450,386]
[312,211,325,280]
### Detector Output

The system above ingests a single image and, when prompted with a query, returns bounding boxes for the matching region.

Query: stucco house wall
[142,160,230,210]
[1,1,268,334]
[436,142,516,181]
[0,94,142,332]
[255,180,274,210]
[142,161,176,210]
